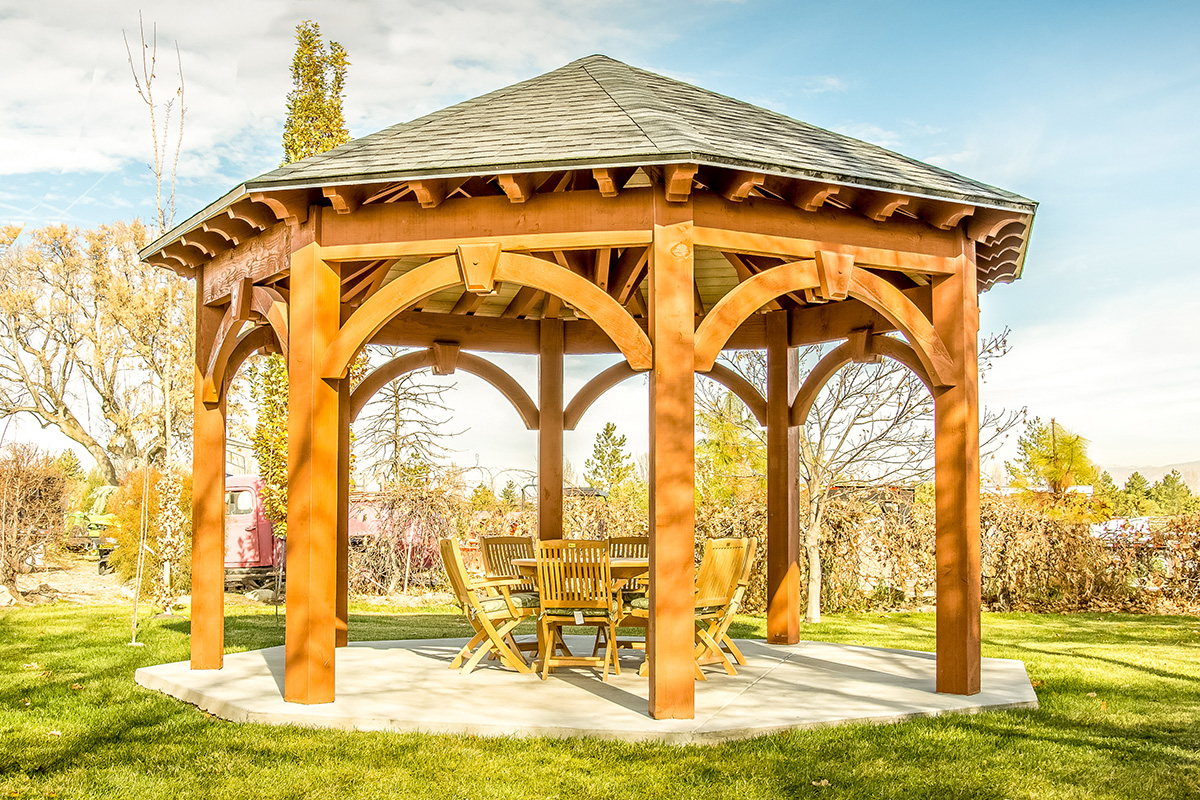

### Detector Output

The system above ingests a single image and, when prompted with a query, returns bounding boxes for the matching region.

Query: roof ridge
[579,57,708,153]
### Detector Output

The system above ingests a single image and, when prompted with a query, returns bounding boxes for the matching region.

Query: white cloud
[0,0,640,182]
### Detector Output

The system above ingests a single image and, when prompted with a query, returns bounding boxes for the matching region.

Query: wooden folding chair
[439,538,536,675]
[479,535,540,657]
[693,537,756,676]
[606,536,648,559]
[535,540,622,681]
[626,537,753,680]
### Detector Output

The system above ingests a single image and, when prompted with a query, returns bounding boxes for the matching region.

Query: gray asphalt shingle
[246,55,1032,211]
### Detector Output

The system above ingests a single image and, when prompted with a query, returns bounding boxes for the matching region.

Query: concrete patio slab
[135,637,1038,744]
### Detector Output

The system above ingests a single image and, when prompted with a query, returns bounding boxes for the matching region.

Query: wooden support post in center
[191,275,226,670]
[285,225,341,704]
[648,210,696,720]
[765,310,800,644]
[336,380,350,648]
[932,240,982,695]
[538,318,564,540]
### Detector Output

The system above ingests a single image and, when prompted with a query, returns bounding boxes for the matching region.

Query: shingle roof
[247,54,1034,212]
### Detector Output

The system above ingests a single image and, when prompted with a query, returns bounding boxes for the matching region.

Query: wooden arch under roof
[143,55,1036,721]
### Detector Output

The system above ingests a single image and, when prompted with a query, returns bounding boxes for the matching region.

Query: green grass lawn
[2,600,1198,799]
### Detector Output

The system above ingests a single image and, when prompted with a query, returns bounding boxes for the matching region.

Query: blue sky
[2,0,1198,478]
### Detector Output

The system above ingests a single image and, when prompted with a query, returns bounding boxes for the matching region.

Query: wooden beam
[593,168,619,197]
[790,182,843,212]
[647,208,695,720]
[497,173,536,203]
[765,310,799,644]
[920,202,975,231]
[662,164,698,202]
[932,236,982,696]
[966,209,1027,244]
[191,273,226,670]
[410,179,449,209]
[610,247,649,304]
[322,186,362,215]
[450,291,485,315]
[251,189,309,226]
[857,192,913,222]
[319,189,655,258]
[161,241,206,269]
[285,241,340,704]
[501,286,542,318]
[718,170,765,203]
[697,226,957,277]
[228,200,276,231]
[179,231,225,257]
[594,248,613,292]
[539,319,564,541]
[362,182,409,205]
[693,192,962,260]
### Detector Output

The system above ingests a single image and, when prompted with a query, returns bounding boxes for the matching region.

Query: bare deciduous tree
[124,13,186,237]
[0,444,68,599]
[0,222,193,484]
[701,330,1021,623]
[353,347,455,486]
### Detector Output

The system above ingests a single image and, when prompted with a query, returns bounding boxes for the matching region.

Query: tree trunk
[804,513,822,624]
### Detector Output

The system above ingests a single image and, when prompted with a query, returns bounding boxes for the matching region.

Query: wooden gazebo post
[647,210,696,718]
[765,310,800,644]
[191,275,227,670]
[932,242,982,694]
[538,319,564,540]
[285,231,340,703]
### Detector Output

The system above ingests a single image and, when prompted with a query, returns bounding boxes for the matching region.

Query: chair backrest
[439,538,475,610]
[480,535,536,592]
[537,539,612,613]
[607,536,649,559]
[694,538,751,609]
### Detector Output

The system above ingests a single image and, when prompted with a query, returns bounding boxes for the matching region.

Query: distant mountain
[1102,460,1200,492]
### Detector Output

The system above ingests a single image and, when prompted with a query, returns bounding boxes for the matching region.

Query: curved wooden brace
[350,349,540,430]
[250,286,289,360]
[562,361,767,432]
[222,326,279,398]
[495,253,652,370]
[693,260,820,371]
[694,259,955,387]
[563,362,637,431]
[790,337,933,426]
[706,363,768,427]
[847,270,954,387]
[202,285,291,404]
[202,305,245,404]
[324,251,653,379]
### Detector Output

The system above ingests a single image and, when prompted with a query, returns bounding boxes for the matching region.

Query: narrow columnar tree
[281,20,350,165]
[584,422,635,494]
[250,20,352,524]
[1005,417,1096,496]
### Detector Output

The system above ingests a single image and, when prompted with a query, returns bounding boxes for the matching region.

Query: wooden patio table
[510,556,649,667]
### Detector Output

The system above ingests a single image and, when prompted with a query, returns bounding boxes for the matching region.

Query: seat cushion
[543,607,612,618]
[477,591,540,614]
[628,595,720,615]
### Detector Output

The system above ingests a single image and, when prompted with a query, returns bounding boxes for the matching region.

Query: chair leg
[608,620,620,677]
[591,626,605,658]
[451,630,487,669]
[540,619,554,681]
[696,625,736,676]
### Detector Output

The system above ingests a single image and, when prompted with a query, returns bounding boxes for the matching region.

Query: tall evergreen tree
[584,423,634,494]
[1005,417,1096,495]
[1150,470,1196,515]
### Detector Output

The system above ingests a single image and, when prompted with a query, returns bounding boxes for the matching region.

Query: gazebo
[142,55,1036,721]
